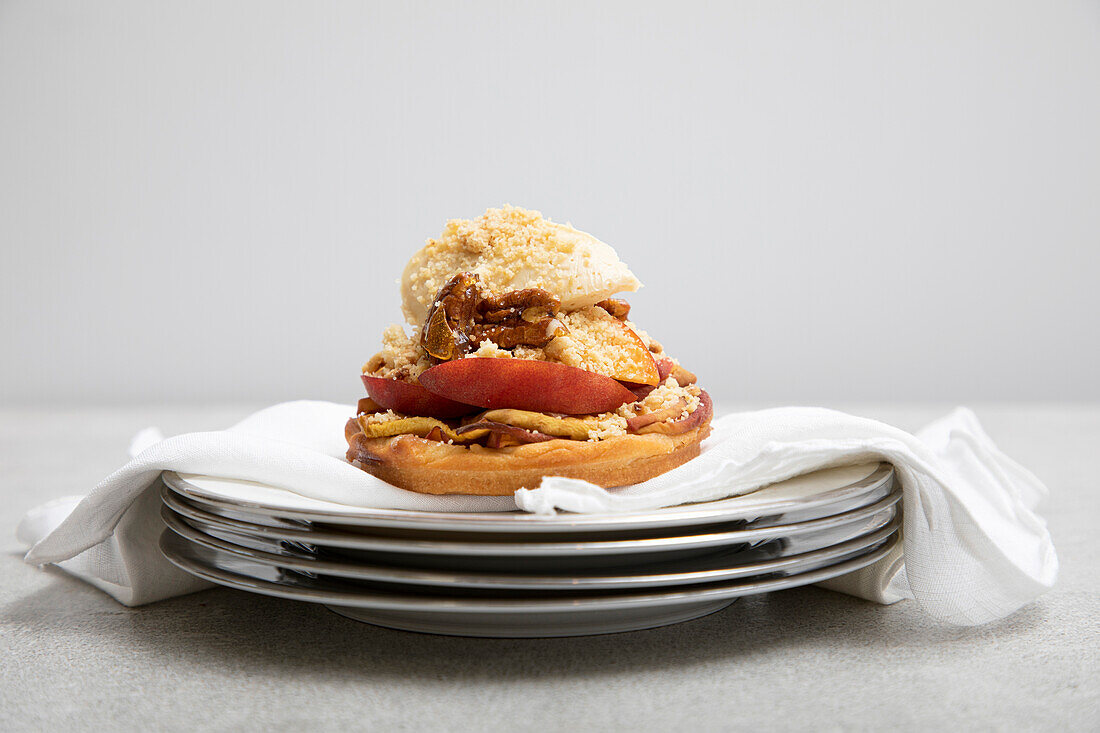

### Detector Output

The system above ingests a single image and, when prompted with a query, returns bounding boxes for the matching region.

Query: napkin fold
[18,401,1057,625]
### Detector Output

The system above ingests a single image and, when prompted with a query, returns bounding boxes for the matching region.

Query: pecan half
[480,288,560,315]
[421,273,481,360]
[596,298,631,320]
[420,273,561,361]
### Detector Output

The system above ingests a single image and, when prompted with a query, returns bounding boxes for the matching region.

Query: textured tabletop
[1,404,1097,731]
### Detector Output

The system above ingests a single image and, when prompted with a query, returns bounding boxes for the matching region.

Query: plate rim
[161,463,894,533]
[160,505,901,590]
[159,529,900,613]
[161,484,901,556]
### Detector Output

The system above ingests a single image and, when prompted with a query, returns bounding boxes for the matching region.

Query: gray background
[2,0,1097,406]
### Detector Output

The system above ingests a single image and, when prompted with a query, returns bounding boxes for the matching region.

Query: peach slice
[634,391,713,435]
[418,358,637,415]
[609,320,661,385]
[455,421,556,444]
[546,307,660,386]
[361,375,478,419]
[625,398,688,432]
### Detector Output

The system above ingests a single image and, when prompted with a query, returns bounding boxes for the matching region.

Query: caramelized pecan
[420,272,561,361]
[596,298,631,320]
[480,288,560,314]
[471,320,556,349]
[421,273,481,360]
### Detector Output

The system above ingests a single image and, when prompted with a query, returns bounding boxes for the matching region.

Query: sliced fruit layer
[544,306,660,386]
[353,414,554,448]
[634,391,712,435]
[361,375,478,419]
[417,358,637,415]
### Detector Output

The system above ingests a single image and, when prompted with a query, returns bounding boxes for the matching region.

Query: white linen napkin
[18,401,1056,625]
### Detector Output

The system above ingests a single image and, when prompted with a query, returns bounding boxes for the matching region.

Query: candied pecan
[420,272,561,360]
[479,308,518,324]
[480,288,560,314]
[471,320,555,349]
[421,273,480,360]
[671,363,697,386]
[596,298,631,320]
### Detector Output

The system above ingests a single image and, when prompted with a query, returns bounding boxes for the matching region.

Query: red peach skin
[361,375,478,419]
[418,358,638,415]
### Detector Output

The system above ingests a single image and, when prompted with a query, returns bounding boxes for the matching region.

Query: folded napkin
[18,401,1057,625]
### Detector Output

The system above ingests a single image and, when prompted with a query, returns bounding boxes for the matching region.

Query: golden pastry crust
[346,422,711,495]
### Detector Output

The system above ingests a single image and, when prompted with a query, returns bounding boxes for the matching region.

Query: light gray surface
[3,1,1099,406]
[1,404,1097,731]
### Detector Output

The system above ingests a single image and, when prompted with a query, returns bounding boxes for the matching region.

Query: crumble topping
[512,345,549,361]
[363,325,431,380]
[360,409,405,425]
[543,305,654,381]
[617,378,702,419]
[467,341,513,359]
[586,413,629,441]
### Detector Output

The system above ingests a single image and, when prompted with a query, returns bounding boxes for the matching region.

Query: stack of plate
[158,463,900,638]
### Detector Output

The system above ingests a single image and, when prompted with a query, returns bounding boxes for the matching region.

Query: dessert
[346,206,712,495]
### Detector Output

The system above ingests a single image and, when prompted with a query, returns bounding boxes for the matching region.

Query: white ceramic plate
[162,463,893,533]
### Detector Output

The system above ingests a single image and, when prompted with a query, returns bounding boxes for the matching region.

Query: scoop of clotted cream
[400,205,641,327]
